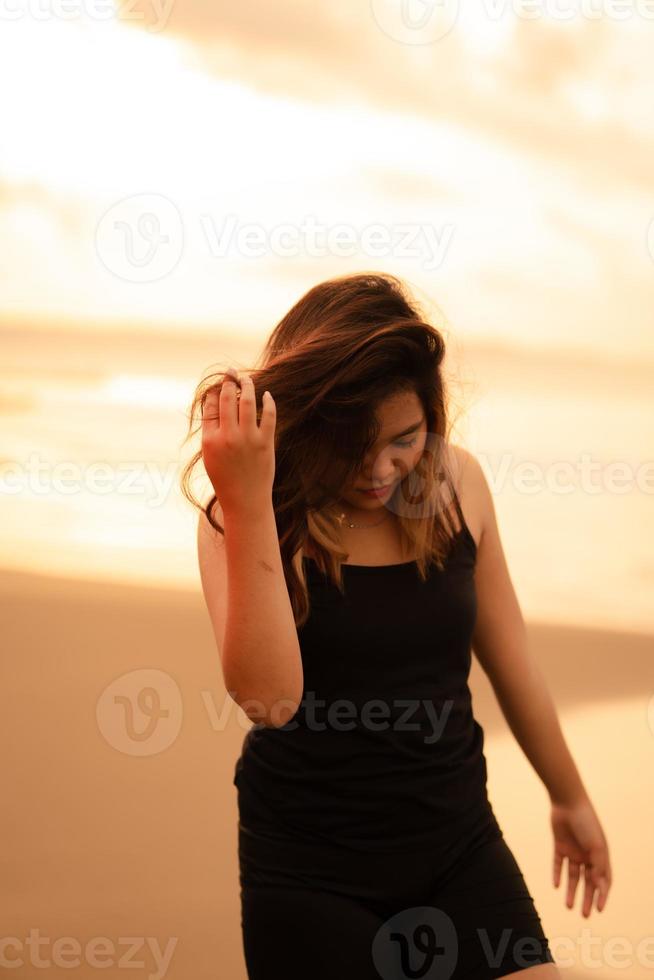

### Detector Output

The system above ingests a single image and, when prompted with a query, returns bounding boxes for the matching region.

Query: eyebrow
[385,419,424,441]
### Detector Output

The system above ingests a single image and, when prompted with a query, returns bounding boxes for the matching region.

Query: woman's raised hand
[201,370,276,518]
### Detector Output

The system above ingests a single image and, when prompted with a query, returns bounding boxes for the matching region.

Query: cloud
[498,18,605,93]
[119,0,654,194]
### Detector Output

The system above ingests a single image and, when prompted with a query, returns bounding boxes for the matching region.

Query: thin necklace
[338,509,389,530]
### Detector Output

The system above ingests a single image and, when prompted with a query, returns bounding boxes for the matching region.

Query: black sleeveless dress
[233,508,501,860]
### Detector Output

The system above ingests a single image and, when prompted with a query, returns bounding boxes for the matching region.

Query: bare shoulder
[446,443,493,550]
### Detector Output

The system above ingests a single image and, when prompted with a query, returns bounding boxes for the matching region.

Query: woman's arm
[198,499,304,729]
[197,375,303,730]
[461,448,613,915]
[462,449,588,806]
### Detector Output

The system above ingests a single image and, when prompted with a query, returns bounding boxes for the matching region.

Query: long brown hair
[180,271,467,628]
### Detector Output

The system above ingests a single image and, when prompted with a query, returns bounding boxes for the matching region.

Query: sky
[0,3,653,360]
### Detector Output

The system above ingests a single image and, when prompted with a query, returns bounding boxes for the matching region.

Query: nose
[361,459,398,485]
[362,443,415,484]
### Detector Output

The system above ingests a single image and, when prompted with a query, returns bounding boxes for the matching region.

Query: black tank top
[233,497,499,854]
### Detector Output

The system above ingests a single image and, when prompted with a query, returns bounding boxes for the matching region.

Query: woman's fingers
[238,373,257,432]
[582,859,612,916]
[553,850,563,888]
[218,372,239,435]
[210,367,273,440]
[259,389,276,439]
[202,386,221,439]
[581,864,595,917]
[590,850,611,913]
[566,859,581,908]
[596,873,610,912]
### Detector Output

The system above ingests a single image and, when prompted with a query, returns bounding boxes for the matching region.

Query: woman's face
[338,390,428,515]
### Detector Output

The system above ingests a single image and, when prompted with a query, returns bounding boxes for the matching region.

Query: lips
[358,484,391,492]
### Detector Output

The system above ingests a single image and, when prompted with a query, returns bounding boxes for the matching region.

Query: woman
[184,272,612,979]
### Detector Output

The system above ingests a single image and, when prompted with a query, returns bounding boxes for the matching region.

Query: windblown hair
[180,271,467,628]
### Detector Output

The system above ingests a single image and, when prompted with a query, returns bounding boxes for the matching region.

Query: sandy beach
[2,566,652,979]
